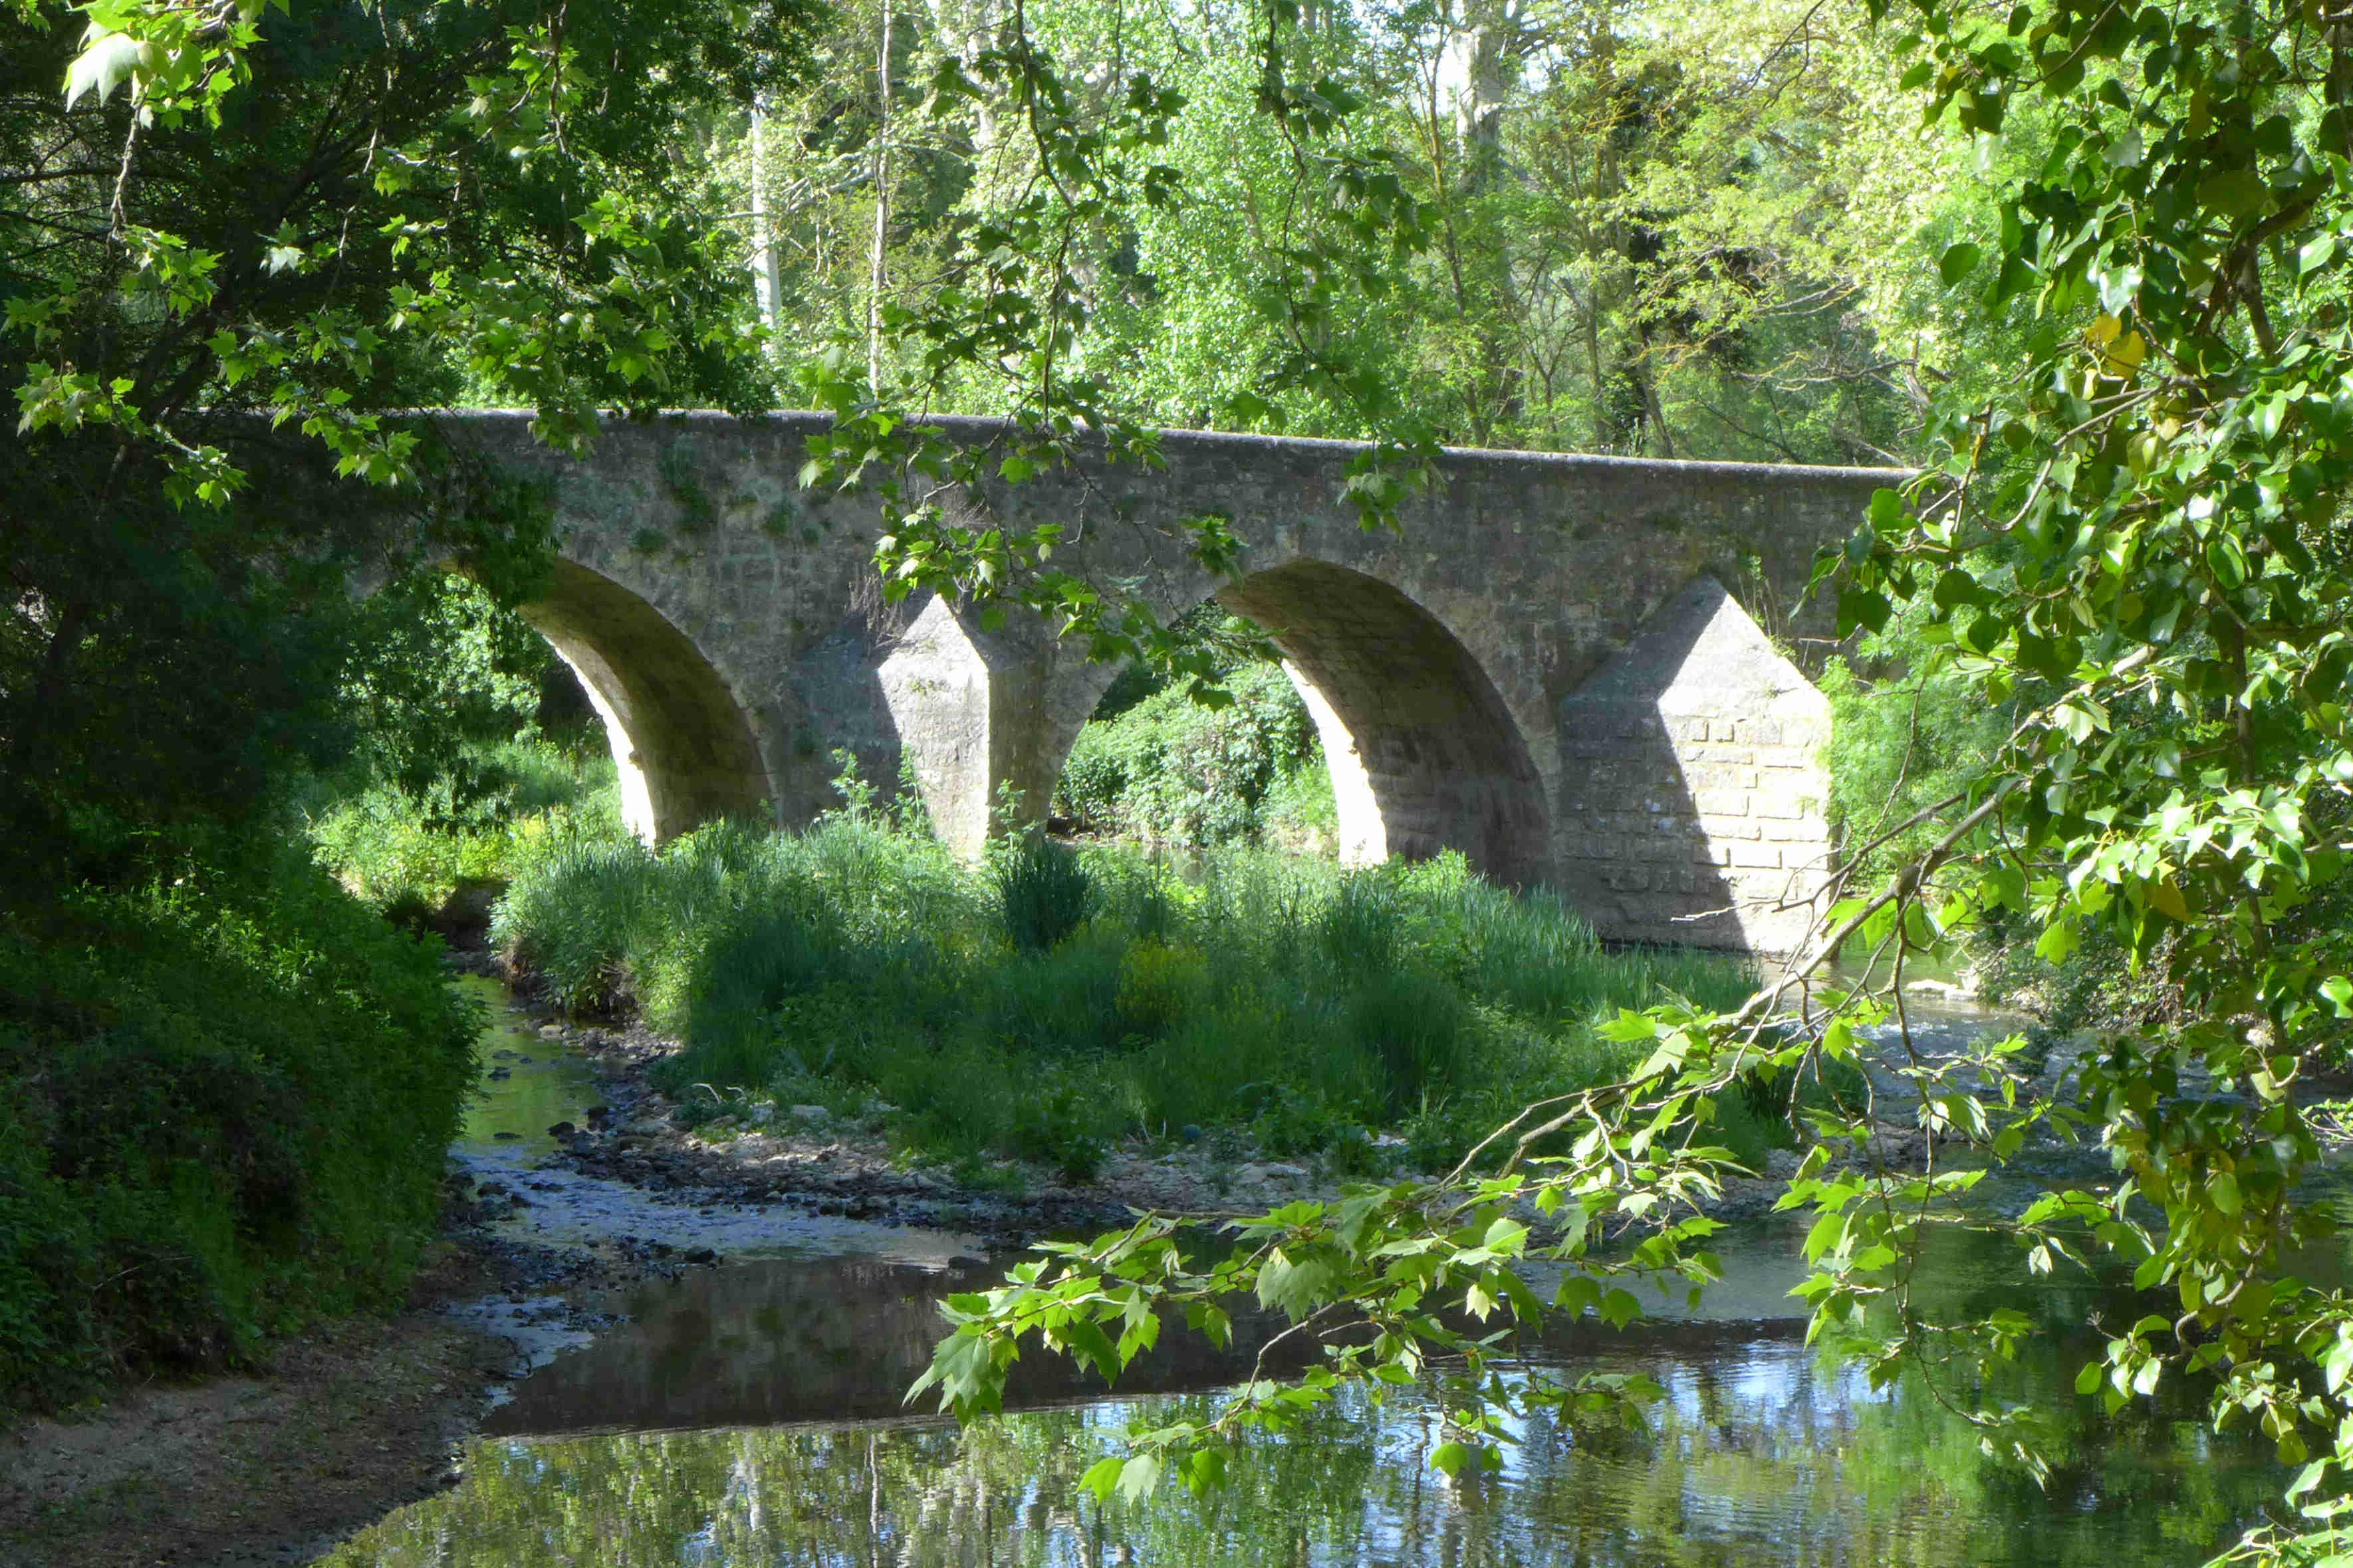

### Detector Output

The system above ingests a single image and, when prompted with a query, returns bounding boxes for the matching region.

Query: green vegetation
[307,738,622,921]
[326,1280,2279,1568]
[12,0,2353,1553]
[1,0,818,1415]
[903,9,2353,1562]
[0,850,474,1411]
[491,806,1779,1180]
[1057,661,1336,852]
[303,573,623,920]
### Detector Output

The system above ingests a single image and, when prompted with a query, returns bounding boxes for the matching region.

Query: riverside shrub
[307,736,624,914]
[0,853,475,1412]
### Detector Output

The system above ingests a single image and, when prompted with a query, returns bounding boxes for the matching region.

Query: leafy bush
[308,737,622,913]
[1056,661,1326,848]
[0,852,475,1412]
[1008,1086,1109,1184]
[1817,602,2011,885]
[1260,744,1338,851]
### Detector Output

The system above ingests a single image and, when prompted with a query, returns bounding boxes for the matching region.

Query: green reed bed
[493,814,1780,1180]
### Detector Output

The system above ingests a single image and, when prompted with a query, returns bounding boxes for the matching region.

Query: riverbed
[320,979,2301,1566]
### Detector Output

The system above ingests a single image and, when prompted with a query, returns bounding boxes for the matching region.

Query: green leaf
[1256,1252,1331,1319]
[2196,169,2270,220]
[2210,1171,2241,1216]
[2323,975,2353,1018]
[1839,585,1892,635]
[64,29,152,111]
[1078,1457,1125,1503]
[1939,242,1983,287]
[1117,1452,1162,1505]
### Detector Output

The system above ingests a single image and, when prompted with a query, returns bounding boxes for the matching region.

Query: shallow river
[320,982,2299,1566]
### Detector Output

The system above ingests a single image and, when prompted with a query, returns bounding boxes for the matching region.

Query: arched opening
[1216,560,1550,885]
[519,560,771,843]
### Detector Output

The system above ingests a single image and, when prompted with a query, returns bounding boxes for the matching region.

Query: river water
[318,982,2299,1566]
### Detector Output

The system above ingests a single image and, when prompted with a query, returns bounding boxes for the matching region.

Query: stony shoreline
[0,1222,646,1568]
[471,976,1856,1249]
[1,1126,745,1568]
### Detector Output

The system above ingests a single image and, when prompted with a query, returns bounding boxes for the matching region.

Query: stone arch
[1215,560,1550,885]
[518,560,771,843]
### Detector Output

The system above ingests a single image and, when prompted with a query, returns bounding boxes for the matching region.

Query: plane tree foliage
[25,1,2353,1559]
[0,0,824,1407]
[746,0,1988,693]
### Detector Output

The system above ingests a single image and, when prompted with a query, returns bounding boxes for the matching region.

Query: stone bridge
[454,411,1902,953]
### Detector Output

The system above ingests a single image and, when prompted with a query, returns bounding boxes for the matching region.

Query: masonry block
[1692,787,1751,818]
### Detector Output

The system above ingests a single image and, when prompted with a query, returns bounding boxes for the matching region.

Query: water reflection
[331,1218,2291,1567]
[332,1337,2281,1567]
[383,978,2300,1565]
[480,1256,1299,1436]
[454,974,599,1155]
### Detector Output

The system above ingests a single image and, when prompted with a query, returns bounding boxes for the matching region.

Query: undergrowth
[1056,661,1336,851]
[306,736,622,918]
[0,848,475,1414]
[493,804,1804,1180]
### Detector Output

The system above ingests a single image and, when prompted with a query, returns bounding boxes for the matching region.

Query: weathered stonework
[448,411,1899,954]
[1554,578,1833,955]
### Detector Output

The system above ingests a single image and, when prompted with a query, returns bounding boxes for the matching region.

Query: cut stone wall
[1218,560,1548,885]
[1555,579,1832,953]
[446,411,1890,954]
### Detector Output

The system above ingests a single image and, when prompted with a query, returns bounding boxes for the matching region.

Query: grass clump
[0,849,475,1414]
[495,800,1773,1180]
[994,836,1096,952]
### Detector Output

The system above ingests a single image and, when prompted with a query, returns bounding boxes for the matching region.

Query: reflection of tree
[329,1337,2281,1567]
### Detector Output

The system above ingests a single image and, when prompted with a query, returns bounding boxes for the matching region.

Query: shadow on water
[479,1212,2124,1440]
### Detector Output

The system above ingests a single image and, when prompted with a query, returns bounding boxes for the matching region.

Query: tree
[0,0,820,889]
[913,5,2353,1562]
[0,0,830,1408]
